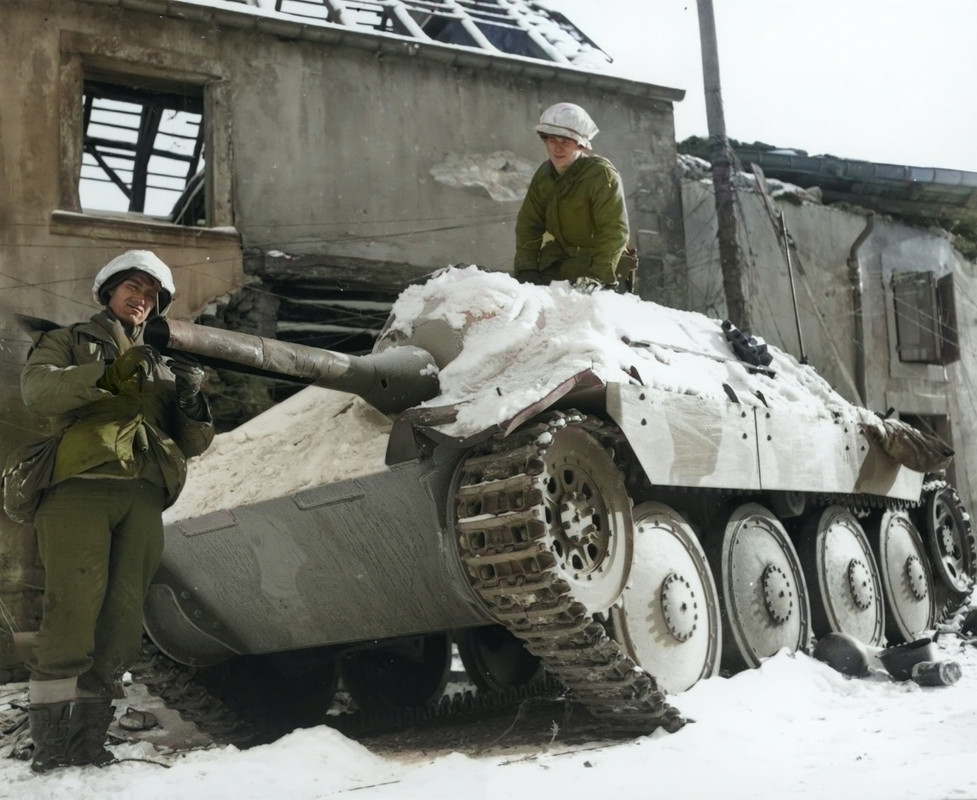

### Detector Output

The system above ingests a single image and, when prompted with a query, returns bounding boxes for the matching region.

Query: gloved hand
[572,276,607,294]
[169,356,206,403]
[97,345,159,393]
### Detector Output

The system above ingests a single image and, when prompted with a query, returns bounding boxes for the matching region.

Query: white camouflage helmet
[534,102,599,149]
[92,250,176,315]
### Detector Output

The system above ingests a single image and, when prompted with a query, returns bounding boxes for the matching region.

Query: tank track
[453,411,685,734]
[331,673,564,738]
[128,640,571,745]
[128,642,260,747]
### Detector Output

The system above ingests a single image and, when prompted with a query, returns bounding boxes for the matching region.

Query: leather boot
[28,702,72,773]
[68,699,117,767]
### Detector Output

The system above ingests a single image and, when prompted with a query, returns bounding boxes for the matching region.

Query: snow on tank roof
[384,265,865,439]
[167,266,876,522]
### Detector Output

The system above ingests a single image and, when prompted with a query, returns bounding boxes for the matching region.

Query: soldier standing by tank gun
[16,250,214,772]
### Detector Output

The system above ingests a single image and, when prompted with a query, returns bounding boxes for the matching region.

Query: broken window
[892,271,959,365]
[80,78,205,225]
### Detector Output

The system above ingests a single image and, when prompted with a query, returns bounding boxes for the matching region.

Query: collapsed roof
[233,0,612,68]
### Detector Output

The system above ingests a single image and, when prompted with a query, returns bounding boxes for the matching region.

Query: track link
[454,411,685,734]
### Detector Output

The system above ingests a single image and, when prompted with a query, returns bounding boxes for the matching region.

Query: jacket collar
[84,310,145,352]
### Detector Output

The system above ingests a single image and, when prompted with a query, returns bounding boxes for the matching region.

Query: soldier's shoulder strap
[16,314,88,352]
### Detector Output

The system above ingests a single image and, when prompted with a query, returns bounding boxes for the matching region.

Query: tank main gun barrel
[144,318,440,415]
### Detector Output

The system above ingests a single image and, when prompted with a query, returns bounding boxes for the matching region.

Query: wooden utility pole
[696,0,750,331]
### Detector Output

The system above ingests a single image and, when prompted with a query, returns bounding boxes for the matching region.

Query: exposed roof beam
[77,0,685,103]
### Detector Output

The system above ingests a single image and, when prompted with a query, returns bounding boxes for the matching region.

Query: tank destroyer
[139,266,974,734]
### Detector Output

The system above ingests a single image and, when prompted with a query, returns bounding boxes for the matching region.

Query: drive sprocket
[453,411,685,733]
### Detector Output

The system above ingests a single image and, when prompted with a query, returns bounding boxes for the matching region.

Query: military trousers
[30,477,165,699]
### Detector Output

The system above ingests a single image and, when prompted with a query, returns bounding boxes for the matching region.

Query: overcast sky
[542,0,977,173]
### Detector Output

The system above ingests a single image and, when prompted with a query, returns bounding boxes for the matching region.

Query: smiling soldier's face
[107,271,160,327]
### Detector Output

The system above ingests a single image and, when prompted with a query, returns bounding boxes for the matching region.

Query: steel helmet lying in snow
[534,102,599,149]
[92,250,176,315]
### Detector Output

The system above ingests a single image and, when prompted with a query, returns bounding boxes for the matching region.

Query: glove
[572,276,606,294]
[169,356,206,402]
[97,345,159,393]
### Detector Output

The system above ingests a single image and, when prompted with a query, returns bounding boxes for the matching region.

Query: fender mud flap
[144,582,241,667]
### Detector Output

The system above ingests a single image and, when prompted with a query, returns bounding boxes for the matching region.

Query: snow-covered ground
[5,268,975,798]
[2,622,976,799]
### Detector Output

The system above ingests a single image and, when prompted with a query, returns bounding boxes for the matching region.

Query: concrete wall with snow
[681,174,977,513]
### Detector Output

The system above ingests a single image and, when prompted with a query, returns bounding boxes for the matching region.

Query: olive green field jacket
[21,314,214,508]
[513,154,630,285]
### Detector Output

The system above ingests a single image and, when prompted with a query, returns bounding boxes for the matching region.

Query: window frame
[81,77,205,220]
[891,269,960,366]
[58,32,232,231]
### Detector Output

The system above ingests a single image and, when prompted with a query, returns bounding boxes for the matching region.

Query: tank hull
[148,383,927,668]
[144,448,489,666]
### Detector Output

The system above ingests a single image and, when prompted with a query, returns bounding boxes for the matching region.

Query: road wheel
[706,503,812,670]
[610,502,721,694]
[342,633,451,713]
[873,509,936,643]
[797,505,885,647]
[455,625,541,692]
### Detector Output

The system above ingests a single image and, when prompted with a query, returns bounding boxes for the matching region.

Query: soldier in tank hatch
[514,102,633,289]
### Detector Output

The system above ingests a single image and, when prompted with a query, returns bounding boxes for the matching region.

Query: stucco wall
[215,16,684,286]
[946,262,977,505]
[1,0,685,341]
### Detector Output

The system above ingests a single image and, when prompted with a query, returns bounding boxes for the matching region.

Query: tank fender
[606,382,761,490]
[386,370,606,464]
[606,383,923,500]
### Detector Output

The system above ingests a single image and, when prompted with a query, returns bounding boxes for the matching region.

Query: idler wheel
[797,505,885,647]
[610,502,721,694]
[920,485,976,598]
[872,510,936,644]
[705,503,811,670]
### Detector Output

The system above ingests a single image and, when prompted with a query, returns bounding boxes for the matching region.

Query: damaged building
[0,0,686,634]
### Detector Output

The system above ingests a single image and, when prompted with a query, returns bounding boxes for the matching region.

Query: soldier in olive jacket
[514,102,630,287]
[20,250,214,772]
